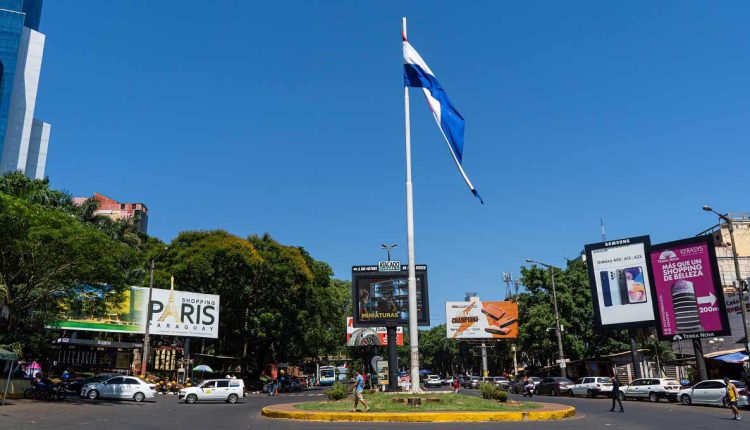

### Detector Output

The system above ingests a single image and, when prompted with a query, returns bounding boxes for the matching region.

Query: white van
[179,379,245,404]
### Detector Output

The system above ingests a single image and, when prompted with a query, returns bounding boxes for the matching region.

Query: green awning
[0,348,17,361]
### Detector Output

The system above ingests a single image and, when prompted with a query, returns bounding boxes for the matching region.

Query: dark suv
[536,377,574,396]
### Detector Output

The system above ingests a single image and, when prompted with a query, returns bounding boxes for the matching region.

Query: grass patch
[294,392,541,412]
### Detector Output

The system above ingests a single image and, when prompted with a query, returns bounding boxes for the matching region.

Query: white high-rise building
[0,0,51,179]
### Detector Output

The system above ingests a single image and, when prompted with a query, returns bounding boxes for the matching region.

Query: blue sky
[37,1,749,324]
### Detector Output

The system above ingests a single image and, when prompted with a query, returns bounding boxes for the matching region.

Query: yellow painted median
[261,402,576,423]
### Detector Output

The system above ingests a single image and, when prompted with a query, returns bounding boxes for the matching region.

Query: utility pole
[703,206,750,364]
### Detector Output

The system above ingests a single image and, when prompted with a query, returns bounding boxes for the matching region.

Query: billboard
[346,317,403,346]
[649,235,730,341]
[352,264,430,327]
[48,286,220,339]
[445,299,518,339]
[585,236,656,329]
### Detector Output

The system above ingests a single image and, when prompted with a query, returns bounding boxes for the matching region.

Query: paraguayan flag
[403,35,483,204]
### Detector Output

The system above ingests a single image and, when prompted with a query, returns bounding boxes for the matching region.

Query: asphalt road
[0,387,747,430]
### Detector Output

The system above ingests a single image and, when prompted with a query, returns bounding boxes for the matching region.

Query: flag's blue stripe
[404,63,465,164]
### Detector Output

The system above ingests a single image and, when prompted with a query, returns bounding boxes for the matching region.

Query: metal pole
[387,326,399,391]
[2,361,14,406]
[481,342,488,377]
[726,219,750,359]
[549,267,566,377]
[140,259,155,376]
[512,344,518,377]
[402,16,420,394]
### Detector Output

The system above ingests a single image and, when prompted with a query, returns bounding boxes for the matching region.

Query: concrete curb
[261,403,576,422]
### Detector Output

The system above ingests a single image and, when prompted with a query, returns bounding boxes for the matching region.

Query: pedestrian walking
[452,376,461,394]
[610,376,623,412]
[350,371,369,412]
[725,377,742,420]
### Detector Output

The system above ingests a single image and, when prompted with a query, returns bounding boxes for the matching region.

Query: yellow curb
[261,404,576,422]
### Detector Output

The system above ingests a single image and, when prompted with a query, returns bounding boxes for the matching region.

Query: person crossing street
[610,376,623,412]
[725,377,741,420]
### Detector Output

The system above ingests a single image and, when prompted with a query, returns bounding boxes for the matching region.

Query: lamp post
[526,258,566,377]
[140,247,168,377]
[703,205,750,361]
[380,244,398,261]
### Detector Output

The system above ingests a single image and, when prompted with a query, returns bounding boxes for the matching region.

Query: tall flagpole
[402,16,420,394]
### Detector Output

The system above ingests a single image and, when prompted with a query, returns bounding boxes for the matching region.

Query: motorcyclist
[523,376,535,397]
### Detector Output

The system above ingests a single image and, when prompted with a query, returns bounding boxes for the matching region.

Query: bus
[319,366,336,386]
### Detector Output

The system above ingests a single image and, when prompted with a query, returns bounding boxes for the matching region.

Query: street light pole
[703,205,750,360]
[526,259,566,377]
[380,244,398,261]
[140,247,168,377]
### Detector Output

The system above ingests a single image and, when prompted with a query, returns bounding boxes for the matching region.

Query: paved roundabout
[261,401,576,422]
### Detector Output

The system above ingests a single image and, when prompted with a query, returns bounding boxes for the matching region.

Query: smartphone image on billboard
[623,267,647,304]
[601,270,622,306]
[615,269,630,305]
[600,271,612,307]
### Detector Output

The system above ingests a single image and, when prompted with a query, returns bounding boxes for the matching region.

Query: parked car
[618,378,681,402]
[463,376,481,389]
[81,376,155,402]
[491,376,511,390]
[69,373,120,394]
[425,375,442,388]
[511,376,541,394]
[568,376,613,397]
[278,377,301,392]
[536,377,574,396]
[293,377,308,389]
[179,378,245,404]
[678,379,748,407]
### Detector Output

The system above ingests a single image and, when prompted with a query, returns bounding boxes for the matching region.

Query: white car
[618,378,681,402]
[81,376,156,402]
[179,379,245,404]
[568,376,613,397]
[678,379,749,407]
[425,375,442,388]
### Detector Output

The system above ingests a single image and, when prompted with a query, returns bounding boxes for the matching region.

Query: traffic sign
[555,358,571,364]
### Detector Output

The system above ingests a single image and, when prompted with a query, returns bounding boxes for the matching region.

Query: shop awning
[711,352,749,364]
[0,348,16,361]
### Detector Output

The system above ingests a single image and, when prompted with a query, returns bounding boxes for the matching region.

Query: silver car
[678,379,748,407]
[81,376,156,402]
[618,378,681,402]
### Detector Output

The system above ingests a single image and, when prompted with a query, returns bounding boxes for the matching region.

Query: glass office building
[0,0,50,179]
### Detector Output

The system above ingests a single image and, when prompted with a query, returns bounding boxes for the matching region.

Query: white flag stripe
[431,110,477,192]
[403,41,435,77]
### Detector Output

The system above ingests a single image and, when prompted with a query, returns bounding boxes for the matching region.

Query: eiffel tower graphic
[157,276,181,323]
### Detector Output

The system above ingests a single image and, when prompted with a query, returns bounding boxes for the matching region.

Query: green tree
[0,193,136,354]
[152,231,350,376]
[517,259,630,369]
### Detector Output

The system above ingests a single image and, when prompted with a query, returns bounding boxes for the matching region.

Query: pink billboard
[649,236,730,341]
